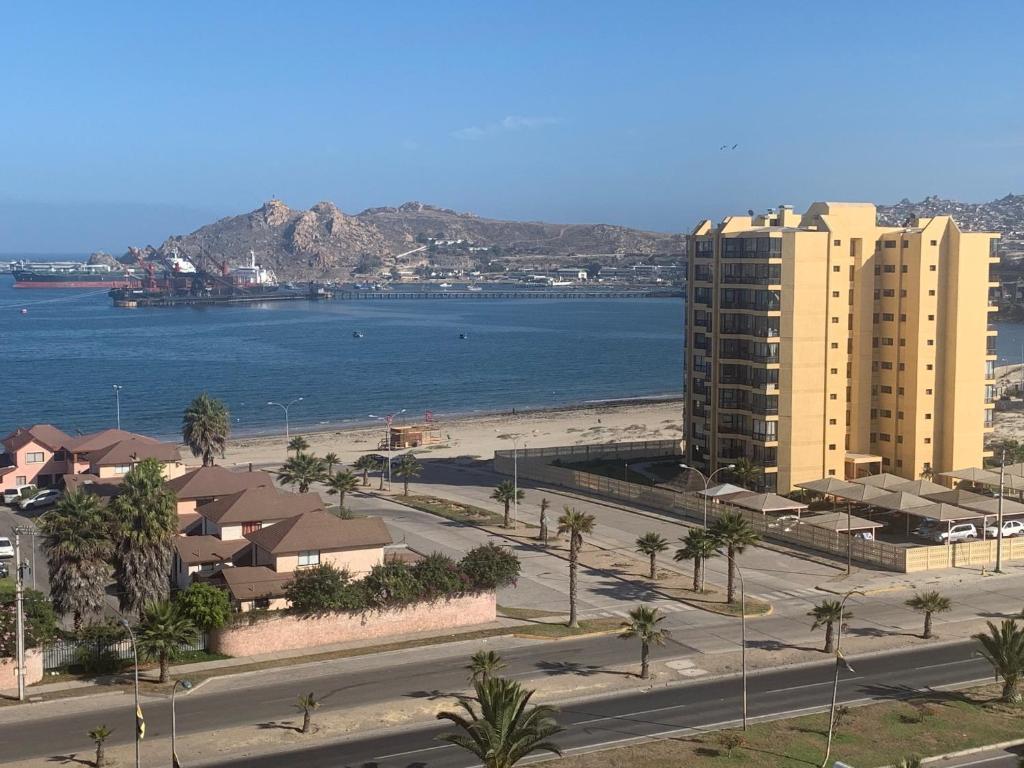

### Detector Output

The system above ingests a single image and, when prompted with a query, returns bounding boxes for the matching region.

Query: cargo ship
[10,260,132,288]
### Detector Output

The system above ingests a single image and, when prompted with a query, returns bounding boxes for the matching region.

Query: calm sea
[0,274,684,440]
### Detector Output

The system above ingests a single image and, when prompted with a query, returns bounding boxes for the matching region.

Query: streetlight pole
[513,437,523,529]
[171,679,193,768]
[369,410,406,491]
[13,530,26,702]
[717,549,746,730]
[821,589,864,768]
[267,397,304,441]
[113,385,122,430]
[680,463,736,528]
[119,619,142,768]
[996,449,1006,573]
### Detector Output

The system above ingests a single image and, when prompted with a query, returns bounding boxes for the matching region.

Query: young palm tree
[467,649,507,684]
[295,691,320,734]
[39,489,111,630]
[674,528,719,592]
[323,452,340,474]
[974,619,1024,703]
[894,757,922,768]
[905,591,952,639]
[395,453,422,496]
[635,532,669,579]
[109,458,178,616]
[436,677,563,768]
[353,454,377,486]
[809,599,852,653]
[539,498,551,545]
[278,453,327,493]
[620,605,670,679]
[136,600,197,683]
[557,507,596,628]
[729,458,762,490]
[324,469,359,511]
[709,512,759,604]
[492,480,525,528]
[88,725,112,768]
[181,393,230,467]
[287,435,310,456]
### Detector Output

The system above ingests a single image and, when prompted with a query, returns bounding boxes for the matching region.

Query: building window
[927,314,934,321]
[829,394,838,400]
[898,411,904,419]
[882,313,894,321]
[901,265,908,273]
[927,339,934,346]
[925,413,932,420]
[831,368,838,374]
[929,265,936,271]
[828,469,836,476]
[897,436,904,444]
[929,289,936,296]
[298,550,321,567]
[26,452,44,464]
[881,362,892,370]
[926,364,933,370]
[896,459,903,468]
[253,598,271,610]
[924,437,931,444]
[870,433,877,442]
[884,240,896,248]
[831,317,839,323]
[899,363,906,371]
[882,338,894,346]
[899,338,906,346]
[883,289,895,297]
[880,385,893,393]
[925,388,932,395]
[834,239,841,246]
[832,291,840,298]
[831,342,839,349]
[883,265,896,273]
[880,409,892,418]
[15,476,27,486]
[900,290,907,297]
[113,464,131,474]
[828,444,836,450]
[242,521,262,535]
[829,418,837,425]
[833,265,841,272]
[871,408,878,418]
[898,387,904,395]
[899,314,906,321]
[879,433,891,442]
[930,240,938,246]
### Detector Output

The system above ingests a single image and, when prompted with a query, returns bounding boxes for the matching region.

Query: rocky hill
[878,194,1024,248]
[121,199,684,280]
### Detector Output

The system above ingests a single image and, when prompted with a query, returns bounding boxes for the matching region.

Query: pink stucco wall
[0,649,43,692]
[209,592,496,656]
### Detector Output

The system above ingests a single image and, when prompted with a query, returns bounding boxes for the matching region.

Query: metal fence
[495,439,681,462]
[43,632,208,671]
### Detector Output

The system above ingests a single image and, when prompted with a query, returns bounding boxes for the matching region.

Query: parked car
[0,537,13,559]
[932,523,978,543]
[20,489,61,511]
[984,519,1024,539]
[913,518,939,537]
[3,485,37,506]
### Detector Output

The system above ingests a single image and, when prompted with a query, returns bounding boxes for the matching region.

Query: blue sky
[2,1,1022,252]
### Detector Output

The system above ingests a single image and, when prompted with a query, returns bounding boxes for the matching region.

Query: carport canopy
[853,472,912,490]
[941,467,1000,485]
[796,478,858,496]
[730,493,809,514]
[803,512,884,533]
[903,502,985,524]
[699,483,753,499]
[830,483,892,504]
[890,479,949,496]
[922,488,989,506]
[957,496,1024,516]
[868,490,933,511]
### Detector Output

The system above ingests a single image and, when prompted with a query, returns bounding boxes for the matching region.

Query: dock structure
[335,289,681,300]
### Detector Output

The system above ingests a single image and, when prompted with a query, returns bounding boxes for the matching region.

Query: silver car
[932,523,977,543]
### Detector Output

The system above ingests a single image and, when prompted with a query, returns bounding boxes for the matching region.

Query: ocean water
[0,275,684,440]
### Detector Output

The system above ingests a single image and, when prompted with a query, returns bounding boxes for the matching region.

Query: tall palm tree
[492,480,525,529]
[710,512,759,604]
[467,649,507,684]
[109,458,178,617]
[278,453,327,493]
[353,454,377,486]
[557,507,596,628]
[39,489,112,630]
[295,692,320,734]
[730,458,762,490]
[395,453,422,496]
[436,677,563,768]
[635,532,669,579]
[324,469,359,510]
[539,498,551,545]
[674,528,719,592]
[88,725,112,768]
[974,619,1024,703]
[181,393,230,467]
[809,599,852,653]
[136,600,197,683]
[287,436,310,456]
[620,605,670,679]
[905,591,951,639]
[323,452,341,474]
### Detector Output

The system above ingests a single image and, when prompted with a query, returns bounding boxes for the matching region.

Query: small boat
[352,331,364,338]
[459,332,468,340]
[466,285,483,292]
[439,282,452,288]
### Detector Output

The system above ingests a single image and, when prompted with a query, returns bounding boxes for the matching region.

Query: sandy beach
[218,398,685,470]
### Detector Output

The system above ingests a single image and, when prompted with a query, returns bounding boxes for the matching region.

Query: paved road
[0,639,993,765]
[932,746,1024,767]
[0,503,48,595]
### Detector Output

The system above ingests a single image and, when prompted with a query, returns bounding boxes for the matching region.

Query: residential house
[0,424,74,491]
[208,566,294,612]
[166,466,274,517]
[173,536,250,589]
[194,485,323,540]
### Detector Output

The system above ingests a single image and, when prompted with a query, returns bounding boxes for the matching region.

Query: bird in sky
[719,143,740,150]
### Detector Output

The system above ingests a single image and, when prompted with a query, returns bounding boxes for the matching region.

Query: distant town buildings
[684,202,999,492]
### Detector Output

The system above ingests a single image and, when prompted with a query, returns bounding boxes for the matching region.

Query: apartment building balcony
[986,337,998,355]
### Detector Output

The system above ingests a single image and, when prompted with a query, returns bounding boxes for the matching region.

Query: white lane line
[574,701,688,725]
[915,659,975,671]
[766,677,862,694]
[374,743,454,760]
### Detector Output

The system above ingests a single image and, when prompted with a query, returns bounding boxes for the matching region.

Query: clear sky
[3,0,1022,252]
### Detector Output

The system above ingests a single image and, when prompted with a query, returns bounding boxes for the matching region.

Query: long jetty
[335,289,681,300]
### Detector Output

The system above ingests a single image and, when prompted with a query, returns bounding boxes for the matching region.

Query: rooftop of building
[174,535,250,566]
[245,511,392,555]
[81,436,181,466]
[197,485,322,525]
[211,566,293,601]
[1,424,74,453]
[166,466,274,500]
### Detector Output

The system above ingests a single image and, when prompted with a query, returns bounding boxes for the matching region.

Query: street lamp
[118,618,142,768]
[821,589,864,768]
[113,385,122,430]
[716,549,746,730]
[172,679,193,768]
[266,397,304,441]
[369,409,406,491]
[680,463,736,528]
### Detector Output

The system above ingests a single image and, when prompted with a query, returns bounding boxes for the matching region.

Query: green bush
[459,544,521,590]
[70,622,128,675]
[364,562,423,607]
[176,582,232,630]
[284,564,351,614]
[0,585,58,655]
[412,553,468,599]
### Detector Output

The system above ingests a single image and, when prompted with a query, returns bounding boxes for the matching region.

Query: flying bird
[720,144,740,151]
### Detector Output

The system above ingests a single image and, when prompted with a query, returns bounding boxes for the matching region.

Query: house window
[883,265,896,273]
[298,550,321,566]
[834,240,841,246]
[113,464,131,474]
[253,598,271,610]
[884,240,896,248]
[833,265,841,272]
[15,476,27,486]
[26,452,44,464]
[242,521,262,535]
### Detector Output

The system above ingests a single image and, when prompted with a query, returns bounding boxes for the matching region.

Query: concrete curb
[915,738,1024,765]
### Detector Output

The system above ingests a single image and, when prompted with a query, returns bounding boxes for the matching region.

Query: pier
[334,288,681,300]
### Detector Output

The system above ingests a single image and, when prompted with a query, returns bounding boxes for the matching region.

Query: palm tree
[88,725,112,768]
[436,677,563,768]
[635,532,669,580]
[492,480,525,528]
[905,591,951,639]
[323,452,341,474]
[109,458,178,616]
[39,489,111,630]
[709,512,759,604]
[674,528,719,592]
[557,507,596,628]
[278,453,327,493]
[974,620,1024,703]
[467,649,507,684]
[730,458,762,490]
[894,757,922,768]
[295,691,320,734]
[287,435,310,456]
[395,453,422,496]
[354,454,378,486]
[539,498,551,545]
[181,393,230,467]
[136,600,197,683]
[325,469,359,511]
[620,605,670,679]
[809,599,852,653]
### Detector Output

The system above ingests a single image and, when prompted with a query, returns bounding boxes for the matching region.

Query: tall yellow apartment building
[684,202,999,492]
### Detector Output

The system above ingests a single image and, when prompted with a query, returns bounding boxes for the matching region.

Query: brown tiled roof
[384,546,425,565]
[174,535,249,566]
[166,466,274,500]
[61,473,123,500]
[65,429,159,453]
[197,486,323,525]
[2,424,73,453]
[216,566,293,601]
[245,511,392,555]
[178,512,202,534]
[83,437,181,466]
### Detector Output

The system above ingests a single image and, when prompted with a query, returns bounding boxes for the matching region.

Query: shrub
[0,585,58,655]
[71,622,128,675]
[176,582,232,630]
[459,544,521,590]
[413,553,468,599]
[284,564,351,614]
[364,562,423,608]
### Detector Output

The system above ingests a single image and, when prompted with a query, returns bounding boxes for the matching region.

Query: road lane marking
[374,743,454,760]
[573,701,688,725]
[765,677,862,693]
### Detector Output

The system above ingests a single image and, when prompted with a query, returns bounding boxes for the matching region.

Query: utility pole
[14,529,26,702]
[996,449,1006,573]
[113,384,122,430]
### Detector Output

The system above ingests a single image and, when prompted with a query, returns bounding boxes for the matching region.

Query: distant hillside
[878,194,1024,248]
[119,200,685,280]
